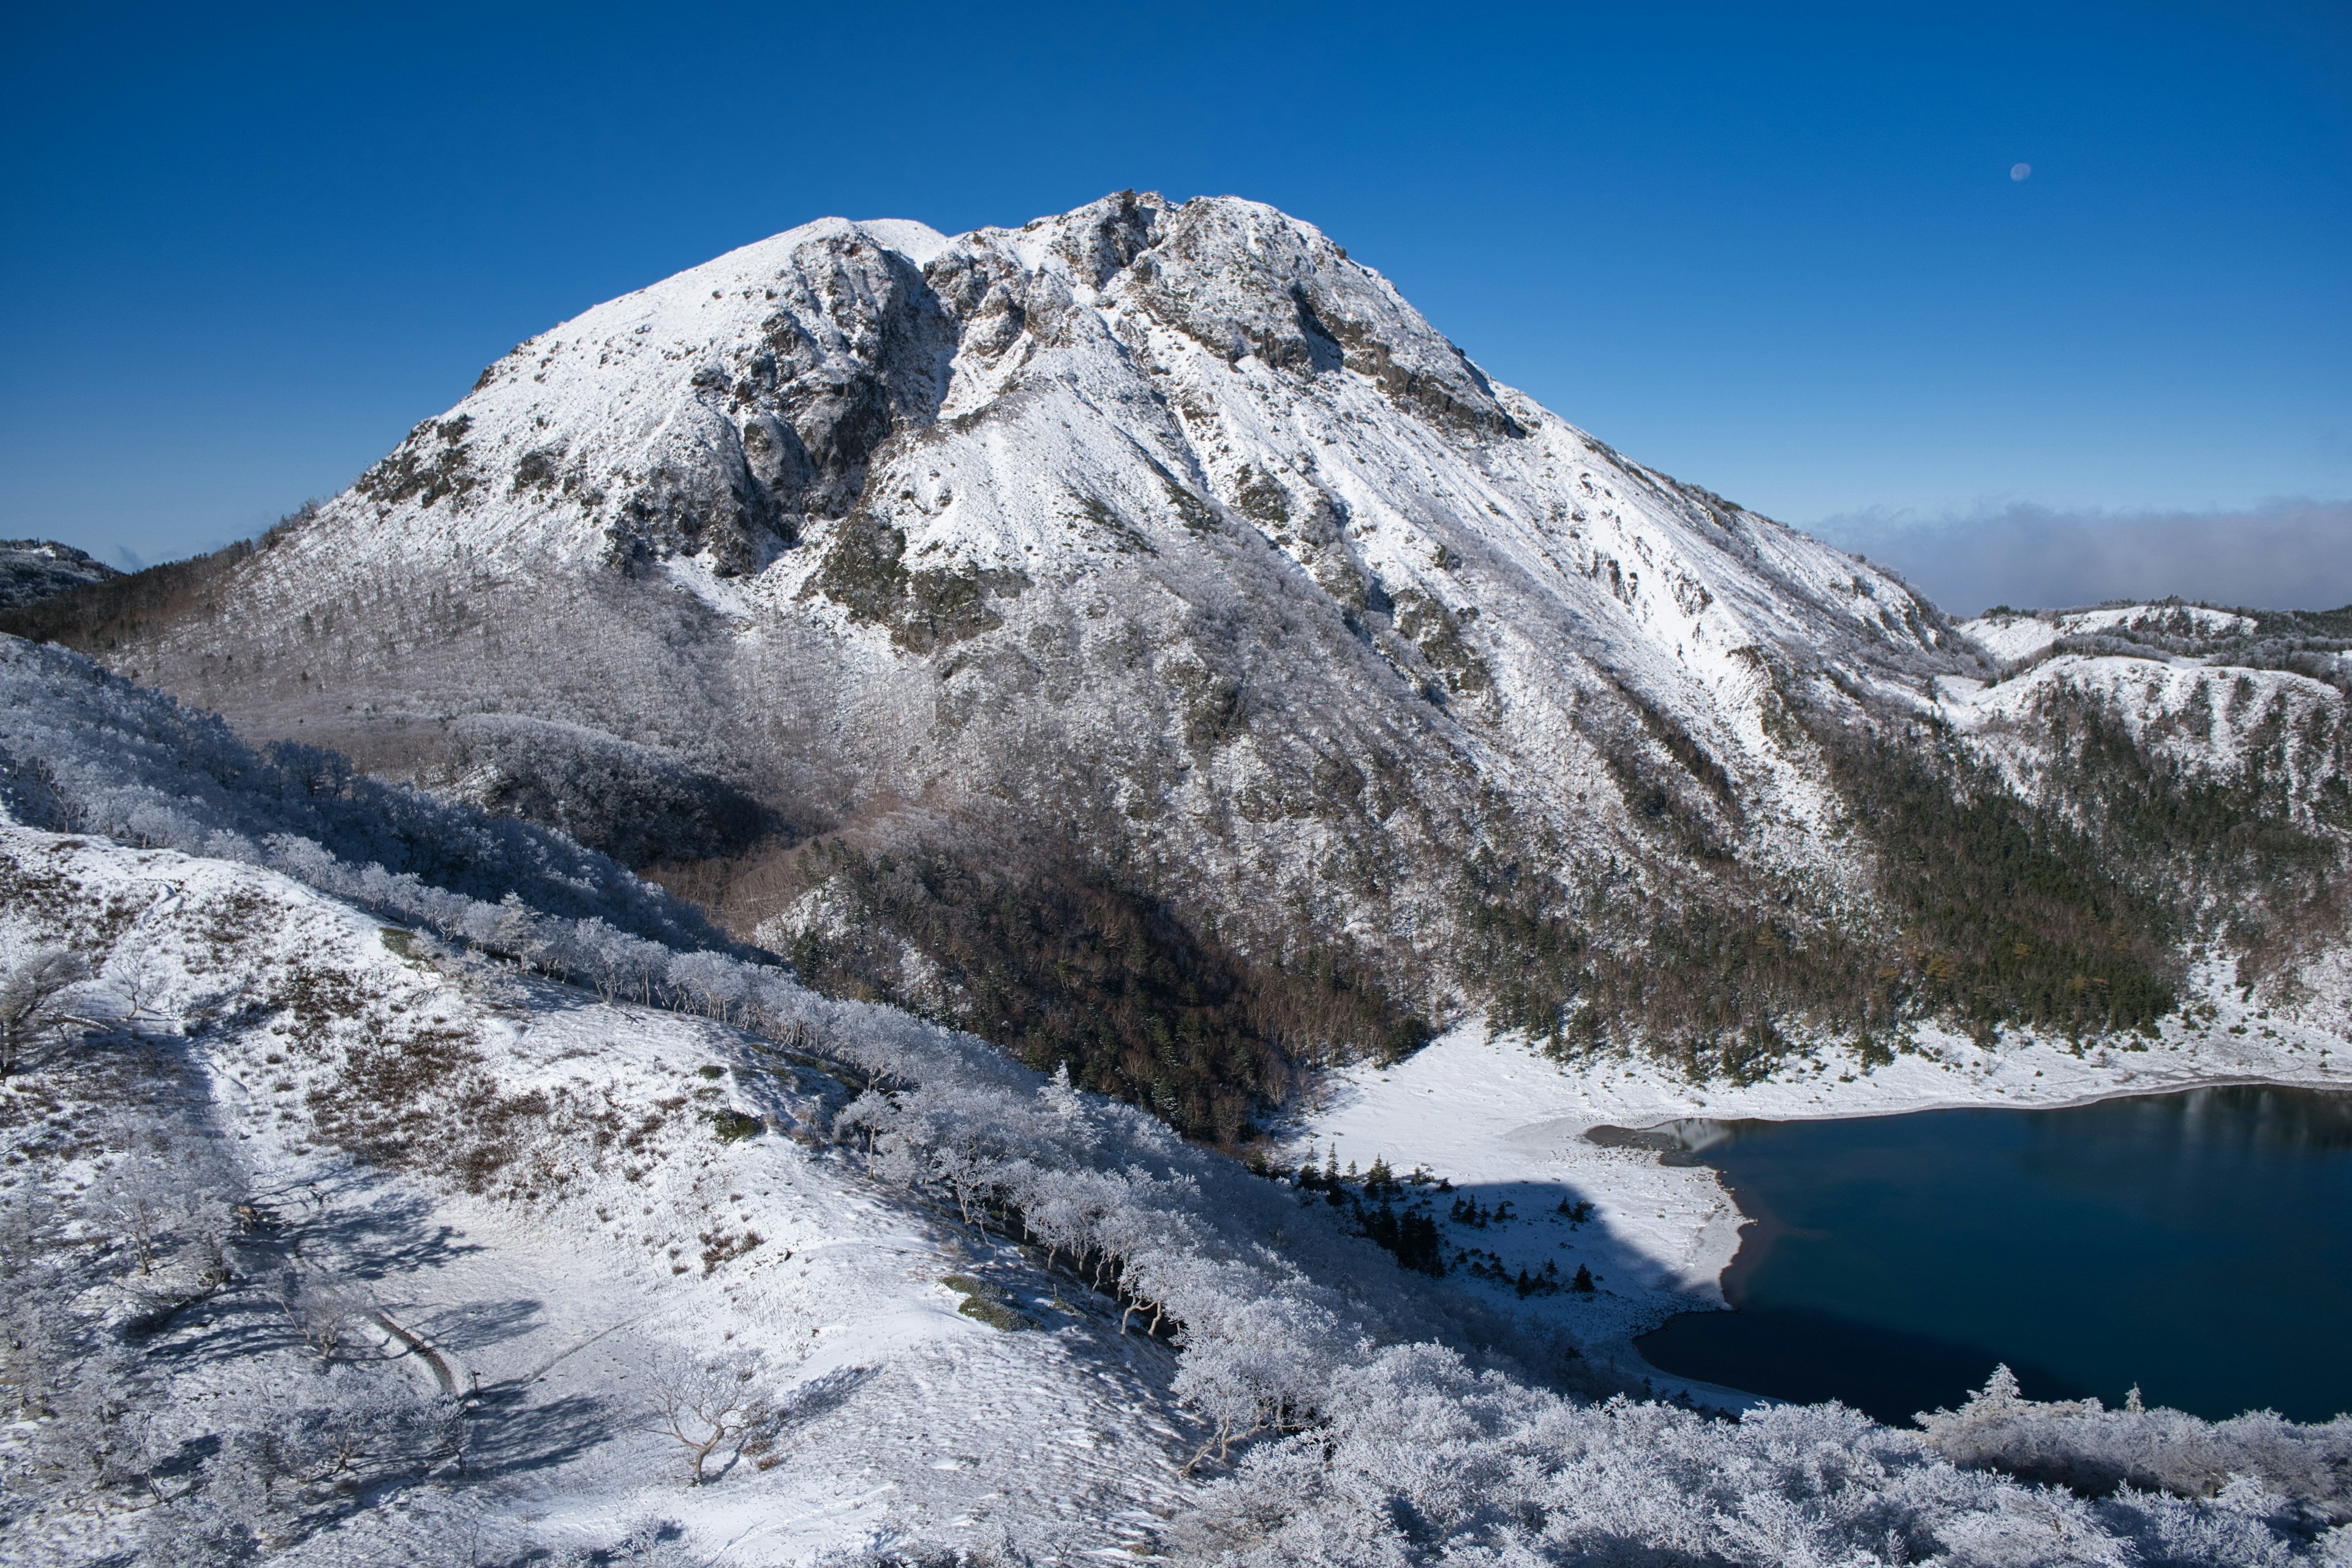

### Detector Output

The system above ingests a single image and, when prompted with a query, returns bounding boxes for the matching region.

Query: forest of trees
[764,835,1427,1145]
[1467,671,2351,1079]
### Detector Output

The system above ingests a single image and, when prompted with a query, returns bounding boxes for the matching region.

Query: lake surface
[1633,1085,2352,1425]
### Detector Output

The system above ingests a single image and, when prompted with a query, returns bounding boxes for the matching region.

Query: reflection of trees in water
[2153,1085,2352,1153]
[2024,1084,2352,1160]
[1640,1085,2352,1159]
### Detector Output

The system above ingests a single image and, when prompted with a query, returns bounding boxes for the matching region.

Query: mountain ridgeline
[9,193,2348,1139]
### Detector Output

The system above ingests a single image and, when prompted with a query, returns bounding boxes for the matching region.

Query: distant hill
[0,538,120,608]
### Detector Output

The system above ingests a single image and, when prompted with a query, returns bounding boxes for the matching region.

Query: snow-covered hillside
[9,640,2350,1566]
[0,828,1197,1563]
[7,192,2350,1184]
[1958,601,2348,681]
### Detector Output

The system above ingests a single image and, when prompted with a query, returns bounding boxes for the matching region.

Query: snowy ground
[1,825,1199,1564]
[1290,970,2352,1403]
[204,1006,1199,1566]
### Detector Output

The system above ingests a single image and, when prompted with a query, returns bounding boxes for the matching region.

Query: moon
[2011,162,2032,181]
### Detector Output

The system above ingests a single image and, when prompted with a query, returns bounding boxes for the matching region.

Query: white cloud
[1807,498,2352,618]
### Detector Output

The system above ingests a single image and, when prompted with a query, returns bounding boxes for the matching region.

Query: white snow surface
[0,824,1197,1563]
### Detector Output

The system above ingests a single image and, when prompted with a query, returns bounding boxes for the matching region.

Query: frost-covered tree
[85,1148,227,1278]
[668,950,748,1022]
[1920,1365,2352,1525]
[0,943,88,1077]
[266,1365,458,1482]
[281,1276,372,1363]
[640,1349,770,1486]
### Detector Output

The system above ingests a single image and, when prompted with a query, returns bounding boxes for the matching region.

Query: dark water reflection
[1634,1085,2352,1425]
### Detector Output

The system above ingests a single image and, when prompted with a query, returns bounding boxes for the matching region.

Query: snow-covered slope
[1958,601,2337,673]
[0,827,1193,1562]
[1959,656,2344,790]
[17,194,2351,1102]
[1959,604,2263,667]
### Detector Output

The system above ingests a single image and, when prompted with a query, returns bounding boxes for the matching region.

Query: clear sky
[4,2,2348,609]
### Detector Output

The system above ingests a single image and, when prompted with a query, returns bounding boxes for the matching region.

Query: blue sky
[4,1,2348,610]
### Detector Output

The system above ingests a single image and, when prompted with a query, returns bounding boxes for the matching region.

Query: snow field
[1958,606,2265,669]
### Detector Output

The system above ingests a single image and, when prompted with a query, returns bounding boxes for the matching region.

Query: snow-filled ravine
[1289,984,2352,1406]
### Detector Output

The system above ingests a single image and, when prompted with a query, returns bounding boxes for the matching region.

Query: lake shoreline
[1626,1082,2352,1423]
[1288,960,2352,1409]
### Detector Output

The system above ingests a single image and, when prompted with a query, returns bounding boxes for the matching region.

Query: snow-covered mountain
[8,194,2348,1117]
[65,194,1964,865]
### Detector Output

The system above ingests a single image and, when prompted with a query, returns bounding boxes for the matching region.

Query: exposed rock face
[13,194,2345,1096]
[0,539,120,608]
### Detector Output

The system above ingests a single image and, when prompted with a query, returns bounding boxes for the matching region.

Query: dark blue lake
[1634,1085,2352,1425]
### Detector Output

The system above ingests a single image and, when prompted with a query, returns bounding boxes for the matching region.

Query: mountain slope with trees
[6,636,2345,1566]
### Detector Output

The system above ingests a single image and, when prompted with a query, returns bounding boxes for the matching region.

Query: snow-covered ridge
[1959,603,2265,666]
[1952,655,2344,775]
[1,537,121,609]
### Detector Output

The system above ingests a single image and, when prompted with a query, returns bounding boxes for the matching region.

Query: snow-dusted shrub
[35,1343,151,1498]
[0,941,87,1076]
[548,1516,713,1566]
[83,1146,230,1280]
[1922,1366,2352,1525]
[122,1370,461,1561]
[254,1365,459,1483]
[137,1490,262,1568]
[280,1277,373,1363]
[1159,1343,2347,1566]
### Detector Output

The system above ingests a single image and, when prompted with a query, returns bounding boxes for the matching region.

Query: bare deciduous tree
[639,1350,767,1486]
[281,1278,371,1363]
[0,946,89,1077]
[87,1155,175,1277]
[85,1145,230,1284]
